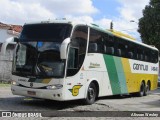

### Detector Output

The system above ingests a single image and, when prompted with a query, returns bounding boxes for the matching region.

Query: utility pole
[110,21,113,31]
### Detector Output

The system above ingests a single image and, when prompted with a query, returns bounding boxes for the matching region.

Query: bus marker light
[11,81,19,86]
[46,84,63,90]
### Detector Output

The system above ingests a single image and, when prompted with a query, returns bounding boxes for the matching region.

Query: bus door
[64,26,88,99]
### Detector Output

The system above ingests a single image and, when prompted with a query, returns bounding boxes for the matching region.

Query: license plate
[27,91,36,95]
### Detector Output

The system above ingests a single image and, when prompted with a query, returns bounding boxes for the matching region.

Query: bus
[11,20,159,104]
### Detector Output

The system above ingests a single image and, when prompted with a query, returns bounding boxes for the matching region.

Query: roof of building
[0,22,22,33]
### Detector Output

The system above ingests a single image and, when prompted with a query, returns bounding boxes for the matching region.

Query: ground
[0,85,160,120]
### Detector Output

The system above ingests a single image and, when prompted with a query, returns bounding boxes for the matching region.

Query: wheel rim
[88,87,95,101]
[140,83,144,95]
[146,85,149,92]
[147,83,150,91]
[146,84,149,94]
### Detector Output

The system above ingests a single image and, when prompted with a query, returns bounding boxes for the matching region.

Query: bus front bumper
[11,85,64,101]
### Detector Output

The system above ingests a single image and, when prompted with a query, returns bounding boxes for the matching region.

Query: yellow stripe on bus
[121,58,158,93]
[42,79,52,84]
[121,58,133,93]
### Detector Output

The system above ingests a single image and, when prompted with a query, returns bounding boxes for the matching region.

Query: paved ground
[97,88,160,111]
[0,86,160,120]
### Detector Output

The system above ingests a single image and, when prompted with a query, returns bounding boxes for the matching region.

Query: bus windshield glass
[19,23,72,42]
[12,23,72,78]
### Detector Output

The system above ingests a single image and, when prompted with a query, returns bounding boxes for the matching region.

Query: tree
[138,0,160,50]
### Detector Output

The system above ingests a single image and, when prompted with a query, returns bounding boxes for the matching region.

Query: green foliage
[0,83,11,87]
[138,0,160,50]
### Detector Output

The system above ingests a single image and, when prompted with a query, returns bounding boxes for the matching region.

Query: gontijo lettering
[133,63,148,71]
[151,66,158,71]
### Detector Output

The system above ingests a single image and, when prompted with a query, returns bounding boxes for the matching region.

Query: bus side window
[104,35,115,55]
[136,46,141,60]
[128,52,133,59]
[67,25,88,77]
[151,51,158,63]
[88,43,98,53]
[115,38,126,57]
[144,49,149,62]
[154,51,159,63]
[88,28,104,53]
[116,49,121,56]
[144,55,148,62]
[0,43,2,52]
[137,53,143,61]
[106,47,114,55]
[67,47,79,76]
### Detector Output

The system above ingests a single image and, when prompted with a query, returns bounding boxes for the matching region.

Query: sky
[0,0,150,41]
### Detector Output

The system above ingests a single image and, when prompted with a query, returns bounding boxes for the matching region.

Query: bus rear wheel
[144,82,150,96]
[84,83,97,105]
[137,82,145,97]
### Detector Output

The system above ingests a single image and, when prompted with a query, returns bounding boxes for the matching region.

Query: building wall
[0,29,17,82]
[0,29,17,43]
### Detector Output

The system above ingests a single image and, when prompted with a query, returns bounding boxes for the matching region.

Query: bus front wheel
[84,83,97,105]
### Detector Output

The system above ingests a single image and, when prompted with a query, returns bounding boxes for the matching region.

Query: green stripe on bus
[114,57,128,94]
[35,79,44,83]
[103,55,121,94]
[28,78,36,82]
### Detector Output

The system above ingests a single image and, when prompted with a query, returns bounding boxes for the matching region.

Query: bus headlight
[12,81,19,86]
[46,84,63,90]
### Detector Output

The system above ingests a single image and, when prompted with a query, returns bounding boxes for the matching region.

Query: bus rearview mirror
[14,37,19,43]
[60,38,70,59]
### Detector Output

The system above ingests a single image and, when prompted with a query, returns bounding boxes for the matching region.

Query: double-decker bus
[11,20,159,104]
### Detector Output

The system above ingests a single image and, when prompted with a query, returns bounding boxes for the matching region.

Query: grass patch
[0,81,11,87]
[0,83,11,87]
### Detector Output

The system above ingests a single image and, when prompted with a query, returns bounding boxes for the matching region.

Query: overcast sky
[0,0,150,41]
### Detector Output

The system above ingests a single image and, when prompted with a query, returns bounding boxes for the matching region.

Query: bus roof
[24,20,158,51]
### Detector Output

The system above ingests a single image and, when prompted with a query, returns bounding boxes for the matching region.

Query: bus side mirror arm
[14,37,19,43]
[60,38,70,59]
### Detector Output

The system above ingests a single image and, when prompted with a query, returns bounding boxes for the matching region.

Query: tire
[144,83,150,96]
[137,82,145,97]
[83,83,97,105]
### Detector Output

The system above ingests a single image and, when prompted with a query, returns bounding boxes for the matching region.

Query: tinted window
[67,26,88,77]
[115,38,127,57]
[103,35,115,55]
[87,28,159,63]
[88,28,105,53]
[72,26,88,54]
[20,23,72,42]
[0,43,2,52]
[151,50,158,63]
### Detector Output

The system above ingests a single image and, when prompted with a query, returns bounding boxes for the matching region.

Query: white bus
[11,20,159,104]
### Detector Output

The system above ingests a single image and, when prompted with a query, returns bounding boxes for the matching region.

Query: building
[0,22,22,82]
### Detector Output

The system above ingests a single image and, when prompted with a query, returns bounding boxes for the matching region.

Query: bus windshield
[12,23,72,78]
[19,23,72,42]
